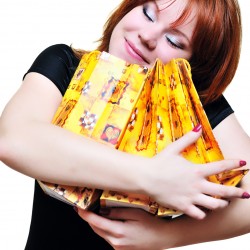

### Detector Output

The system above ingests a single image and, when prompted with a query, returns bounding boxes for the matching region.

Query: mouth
[124,39,150,65]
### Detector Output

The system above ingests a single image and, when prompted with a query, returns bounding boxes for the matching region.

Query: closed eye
[166,36,184,50]
[142,5,155,22]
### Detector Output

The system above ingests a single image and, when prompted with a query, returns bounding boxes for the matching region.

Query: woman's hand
[76,207,171,250]
[75,116,250,250]
[1,73,248,221]
[141,126,248,220]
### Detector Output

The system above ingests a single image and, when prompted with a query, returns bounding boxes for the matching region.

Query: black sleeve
[204,95,234,129]
[23,44,80,96]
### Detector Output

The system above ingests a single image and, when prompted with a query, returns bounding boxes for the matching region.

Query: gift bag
[38,50,248,217]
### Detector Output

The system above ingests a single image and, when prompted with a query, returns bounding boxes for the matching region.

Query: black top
[24,44,234,250]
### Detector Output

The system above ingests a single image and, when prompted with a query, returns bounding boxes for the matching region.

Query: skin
[0,76,244,219]
[75,1,250,249]
[78,116,250,249]
[109,0,195,67]
[0,0,249,249]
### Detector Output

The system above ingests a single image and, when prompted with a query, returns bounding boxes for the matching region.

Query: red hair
[188,0,242,104]
[74,0,242,104]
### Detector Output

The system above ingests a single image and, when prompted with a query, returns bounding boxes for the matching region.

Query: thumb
[166,124,202,154]
[75,207,91,219]
[76,208,104,225]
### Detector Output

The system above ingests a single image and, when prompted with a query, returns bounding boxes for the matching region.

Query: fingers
[77,208,121,234]
[202,181,248,199]
[194,193,229,210]
[181,204,206,220]
[77,209,107,227]
[76,208,97,223]
[76,208,116,246]
[166,124,202,155]
[202,159,247,177]
[183,196,230,220]
[99,207,148,220]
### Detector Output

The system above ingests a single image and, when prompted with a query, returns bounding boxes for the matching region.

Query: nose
[138,27,159,50]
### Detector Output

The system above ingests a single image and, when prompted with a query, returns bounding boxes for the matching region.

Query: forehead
[155,0,197,26]
[156,0,188,10]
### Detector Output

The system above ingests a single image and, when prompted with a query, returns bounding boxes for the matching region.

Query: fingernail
[192,124,202,132]
[73,206,78,213]
[241,192,250,199]
[99,208,110,215]
[240,160,247,167]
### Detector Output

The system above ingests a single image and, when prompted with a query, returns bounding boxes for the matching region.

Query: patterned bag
[38,51,248,217]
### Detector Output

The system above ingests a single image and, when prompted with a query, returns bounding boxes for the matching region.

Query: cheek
[157,46,192,64]
[108,25,121,53]
[156,50,176,64]
[118,8,143,32]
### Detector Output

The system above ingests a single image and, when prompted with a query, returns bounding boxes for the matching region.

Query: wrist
[134,157,155,196]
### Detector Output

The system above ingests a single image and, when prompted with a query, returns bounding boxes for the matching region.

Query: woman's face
[108,0,197,67]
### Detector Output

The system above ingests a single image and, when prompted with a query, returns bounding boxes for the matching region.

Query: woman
[0,0,249,249]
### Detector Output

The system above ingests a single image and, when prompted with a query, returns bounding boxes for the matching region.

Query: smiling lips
[124,39,149,64]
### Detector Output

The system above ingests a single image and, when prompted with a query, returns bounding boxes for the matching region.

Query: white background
[0,1,249,249]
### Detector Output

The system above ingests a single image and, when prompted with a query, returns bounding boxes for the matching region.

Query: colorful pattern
[38,51,248,216]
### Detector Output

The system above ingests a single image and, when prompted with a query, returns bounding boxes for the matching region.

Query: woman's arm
[0,74,247,219]
[78,194,250,250]
[76,113,250,249]
[0,73,145,191]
